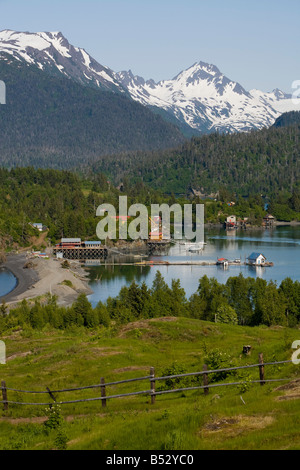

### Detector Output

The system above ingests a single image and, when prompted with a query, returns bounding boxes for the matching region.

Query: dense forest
[1,272,300,333]
[89,115,300,196]
[0,167,187,248]
[0,167,299,250]
[273,110,300,128]
[0,56,184,169]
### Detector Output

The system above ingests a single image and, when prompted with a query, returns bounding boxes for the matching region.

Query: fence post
[259,353,265,386]
[100,377,106,408]
[203,364,209,395]
[150,367,155,405]
[46,387,56,408]
[1,380,8,411]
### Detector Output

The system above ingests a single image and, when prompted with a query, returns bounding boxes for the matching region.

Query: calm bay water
[0,268,17,298]
[87,225,300,307]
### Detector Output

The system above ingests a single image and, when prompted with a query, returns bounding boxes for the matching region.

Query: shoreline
[1,221,299,308]
[0,253,39,303]
[0,252,93,308]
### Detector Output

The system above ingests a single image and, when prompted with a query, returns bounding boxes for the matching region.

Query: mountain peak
[0,29,124,93]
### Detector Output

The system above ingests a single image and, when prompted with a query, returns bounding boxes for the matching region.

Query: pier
[53,238,108,260]
[53,246,108,260]
[94,260,274,267]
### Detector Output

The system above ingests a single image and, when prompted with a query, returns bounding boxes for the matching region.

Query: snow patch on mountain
[116,63,300,133]
[0,30,124,93]
[1,30,299,134]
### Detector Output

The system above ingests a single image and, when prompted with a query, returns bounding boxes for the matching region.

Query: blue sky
[0,0,299,92]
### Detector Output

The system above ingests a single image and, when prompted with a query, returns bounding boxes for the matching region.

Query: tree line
[0,167,299,253]
[1,273,300,334]
[89,114,300,197]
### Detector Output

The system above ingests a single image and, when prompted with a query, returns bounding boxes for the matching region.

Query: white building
[247,253,266,266]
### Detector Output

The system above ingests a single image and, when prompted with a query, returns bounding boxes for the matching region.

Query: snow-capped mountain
[1,29,299,134]
[116,63,300,133]
[0,29,124,93]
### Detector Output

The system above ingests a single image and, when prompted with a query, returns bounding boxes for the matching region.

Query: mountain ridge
[0,29,125,93]
[1,29,300,136]
[0,54,184,169]
[116,62,299,134]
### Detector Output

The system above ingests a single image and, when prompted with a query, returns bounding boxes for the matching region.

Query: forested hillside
[273,111,300,128]
[0,56,184,169]
[0,167,169,248]
[0,168,100,247]
[90,118,300,196]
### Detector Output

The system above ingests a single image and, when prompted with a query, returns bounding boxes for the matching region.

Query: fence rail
[0,355,295,410]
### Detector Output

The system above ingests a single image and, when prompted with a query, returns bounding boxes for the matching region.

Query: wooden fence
[0,354,295,411]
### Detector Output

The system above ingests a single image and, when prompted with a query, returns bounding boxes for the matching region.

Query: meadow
[0,317,300,450]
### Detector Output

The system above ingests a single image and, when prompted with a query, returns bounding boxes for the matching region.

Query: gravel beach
[0,252,93,307]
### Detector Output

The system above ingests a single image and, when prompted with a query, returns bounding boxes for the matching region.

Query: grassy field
[0,317,300,450]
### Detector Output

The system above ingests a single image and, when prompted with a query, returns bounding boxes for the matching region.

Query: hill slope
[0,56,184,168]
[273,111,300,128]
[89,112,300,195]
[0,317,299,450]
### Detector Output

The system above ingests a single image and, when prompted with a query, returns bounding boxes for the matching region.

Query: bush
[44,404,63,430]
[204,349,235,383]
[158,363,190,391]
[215,304,238,325]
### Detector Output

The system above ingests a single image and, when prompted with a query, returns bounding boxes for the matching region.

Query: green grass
[0,317,300,450]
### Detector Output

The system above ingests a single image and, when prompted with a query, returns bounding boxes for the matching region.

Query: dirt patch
[0,413,107,426]
[274,379,300,401]
[6,351,32,362]
[0,416,47,425]
[150,317,178,323]
[112,366,148,374]
[200,414,275,438]
[89,347,123,358]
[275,379,300,392]
[118,320,152,338]
[118,318,179,339]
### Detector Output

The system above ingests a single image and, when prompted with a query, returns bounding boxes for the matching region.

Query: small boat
[188,242,207,252]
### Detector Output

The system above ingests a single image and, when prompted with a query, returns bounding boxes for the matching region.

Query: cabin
[225,215,237,229]
[263,214,275,227]
[227,215,236,224]
[59,238,82,247]
[30,222,47,232]
[247,252,266,266]
[83,241,102,248]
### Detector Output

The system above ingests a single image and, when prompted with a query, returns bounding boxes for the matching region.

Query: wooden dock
[53,246,108,260]
[96,260,274,267]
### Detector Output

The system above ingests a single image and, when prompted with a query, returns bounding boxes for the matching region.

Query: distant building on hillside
[30,222,47,232]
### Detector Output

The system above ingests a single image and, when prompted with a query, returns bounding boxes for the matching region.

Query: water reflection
[89,262,150,283]
[87,225,300,306]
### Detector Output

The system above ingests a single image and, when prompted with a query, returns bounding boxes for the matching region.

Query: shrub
[44,404,63,430]
[158,363,190,391]
[204,349,235,383]
[215,304,238,324]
